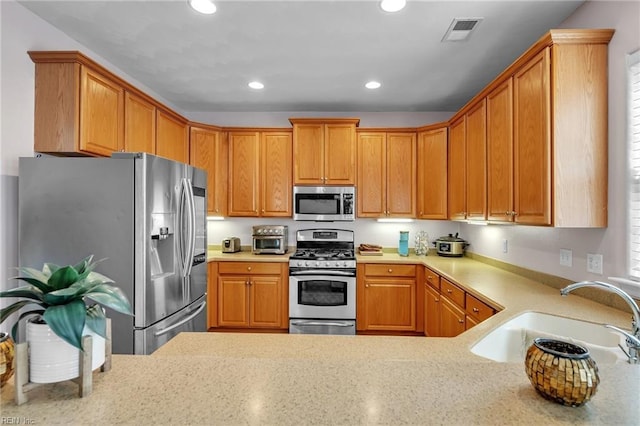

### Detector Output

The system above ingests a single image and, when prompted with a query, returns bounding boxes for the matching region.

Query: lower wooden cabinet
[357,263,417,332]
[465,293,496,330]
[210,261,288,331]
[423,269,496,337]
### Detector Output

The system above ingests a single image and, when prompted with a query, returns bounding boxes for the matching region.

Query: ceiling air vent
[442,18,483,42]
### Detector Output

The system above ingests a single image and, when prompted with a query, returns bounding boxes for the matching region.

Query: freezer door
[134,294,207,355]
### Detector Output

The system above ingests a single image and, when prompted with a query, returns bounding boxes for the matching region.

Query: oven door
[289,272,356,320]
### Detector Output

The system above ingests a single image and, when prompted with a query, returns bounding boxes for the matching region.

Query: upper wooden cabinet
[449,29,613,227]
[29,51,189,158]
[486,79,514,222]
[190,124,228,216]
[227,130,292,217]
[357,131,416,218]
[448,116,466,221]
[417,125,448,220]
[465,100,487,221]
[30,52,125,156]
[290,118,359,185]
[156,109,188,163]
[124,91,156,154]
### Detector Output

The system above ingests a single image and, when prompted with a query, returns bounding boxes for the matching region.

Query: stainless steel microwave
[293,186,355,221]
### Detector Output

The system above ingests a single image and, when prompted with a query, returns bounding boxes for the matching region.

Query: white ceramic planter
[26,320,105,384]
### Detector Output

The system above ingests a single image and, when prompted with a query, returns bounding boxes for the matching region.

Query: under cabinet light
[248,81,264,90]
[377,218,414,223]
[207,216,225,221]
[365,81,381,89]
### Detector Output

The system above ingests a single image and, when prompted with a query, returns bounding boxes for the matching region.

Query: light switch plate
[587,253,603,274]
[559,249,572,267]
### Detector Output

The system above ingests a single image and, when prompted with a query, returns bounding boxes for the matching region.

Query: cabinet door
[156,109,188,163]
[249,275,282,328]
[190,126,228,216]
[325,123,356,184]
[424,284,441,337]
[440,297,466,337]
[417,127,448,219]
[80,66,124,155]
[487,79,514,222]
[124,91,156,154]
[207,262,218,329]
[386,133,416,217]
[357,132,386,217]
[293,123,324,184]
[218,276,249,327]
[514,48,551,225]
[261,132,292,217]
[448,116,466,220]
[228,131,260,216]
[465,100,487,220]
[362,278,416,331]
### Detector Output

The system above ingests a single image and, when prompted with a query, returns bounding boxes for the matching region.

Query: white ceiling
[18,0,585,113]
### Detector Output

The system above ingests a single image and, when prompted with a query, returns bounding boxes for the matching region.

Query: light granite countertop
[1,253,638,425]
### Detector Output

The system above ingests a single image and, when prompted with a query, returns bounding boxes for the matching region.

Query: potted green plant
[0,255,132,383]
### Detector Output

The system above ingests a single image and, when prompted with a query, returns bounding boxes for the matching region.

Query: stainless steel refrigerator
[18,153,208,355]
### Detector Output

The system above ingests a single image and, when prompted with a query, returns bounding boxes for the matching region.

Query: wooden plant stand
[14,319,112,405]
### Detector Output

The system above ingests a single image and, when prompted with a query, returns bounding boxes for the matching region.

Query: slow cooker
[434,233,468,257]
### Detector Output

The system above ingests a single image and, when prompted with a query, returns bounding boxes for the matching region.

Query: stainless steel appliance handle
[179,178,196,278]
[290,321,354,328]
[153,299,206,337]
[185,178,196,277]
[289,269,356,277]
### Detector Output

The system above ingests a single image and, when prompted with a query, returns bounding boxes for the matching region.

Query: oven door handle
[289,269,355,277]
[290,321,355,328]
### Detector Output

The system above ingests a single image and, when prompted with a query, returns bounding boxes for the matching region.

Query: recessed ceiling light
[248,81,264,90]
[380,0,406,13]
[365,81,381,89]
[188,0,217,15]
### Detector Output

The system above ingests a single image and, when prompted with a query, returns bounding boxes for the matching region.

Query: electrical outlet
[587,253,603,274]
[559,249,572,267]
[502,239,508,253]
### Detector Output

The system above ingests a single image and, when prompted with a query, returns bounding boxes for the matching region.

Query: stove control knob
[305,261,311,266]
[315,261,321,267]
[337,261,344,267]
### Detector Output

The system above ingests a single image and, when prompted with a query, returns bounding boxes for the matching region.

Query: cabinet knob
[447,289,452,293]
[245,280,250,286]
[473,307,480,313]
[388,268,393,273]
[458,319,464,324]
[435,298,439,303]
[365,284,370,288]
[247,266,252,271]
[428,275,433,280]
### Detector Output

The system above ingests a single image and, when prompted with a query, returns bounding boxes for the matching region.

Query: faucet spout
[560,280,640,364]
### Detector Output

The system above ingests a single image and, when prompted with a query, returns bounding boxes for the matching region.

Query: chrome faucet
[560,280,640,364]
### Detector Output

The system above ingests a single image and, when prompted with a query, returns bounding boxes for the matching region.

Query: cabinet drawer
[465,293,495,322]
[365,264,416,277]
[425,268,440,290]
[218,262,282,275]
[441,278,465,308]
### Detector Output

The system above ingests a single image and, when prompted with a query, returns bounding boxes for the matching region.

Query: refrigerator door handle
[153,299,206,337]
[179,178,195,279]
[185,178,196,277]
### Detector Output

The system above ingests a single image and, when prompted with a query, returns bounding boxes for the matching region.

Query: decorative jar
[0,332,15,387]
[525,338,599,407]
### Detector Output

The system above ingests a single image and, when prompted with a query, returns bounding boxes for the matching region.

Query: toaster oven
[252,225,288,254]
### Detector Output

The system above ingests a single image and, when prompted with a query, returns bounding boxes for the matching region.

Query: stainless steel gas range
[288,229,356,335]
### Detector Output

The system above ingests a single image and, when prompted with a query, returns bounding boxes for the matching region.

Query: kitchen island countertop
[1,254,638,425]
